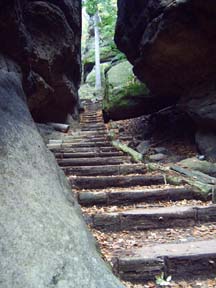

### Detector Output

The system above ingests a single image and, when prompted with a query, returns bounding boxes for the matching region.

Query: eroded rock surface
[0,2,124,287]
[102,60,163,122]
[0,55,124,288]
[115,0,216,157]
[0,0,82,122]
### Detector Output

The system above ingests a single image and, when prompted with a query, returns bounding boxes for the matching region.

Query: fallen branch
[112,140,143,162]
[171,165,216,185]
[146,163,214,201]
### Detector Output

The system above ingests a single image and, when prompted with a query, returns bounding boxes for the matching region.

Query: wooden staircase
[48,100,216,286]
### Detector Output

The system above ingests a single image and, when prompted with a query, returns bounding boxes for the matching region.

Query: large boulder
[0,55,124,287]
[115,0,216,129]
[0,0,82,122]
[102,61,169,122]
[86,63,109,87]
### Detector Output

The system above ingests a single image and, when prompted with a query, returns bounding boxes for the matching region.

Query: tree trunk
[94,11,101,90]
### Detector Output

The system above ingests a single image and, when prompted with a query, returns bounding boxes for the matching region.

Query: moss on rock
[103,60,150,121]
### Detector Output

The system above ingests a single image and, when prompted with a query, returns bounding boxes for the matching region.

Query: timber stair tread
[63,163,146,176]
[87,204,216,231]
[60,136,132,142]
[54,151,124,158]
[49,146,119,153]
[77,187,197,206]
[54,142,113,148]
[69,174,165,189]
[58,156,131,167]
[113,239,216,281]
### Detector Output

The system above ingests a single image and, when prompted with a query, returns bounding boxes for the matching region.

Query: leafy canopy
[84,0,117,35]
[84,0,116,16]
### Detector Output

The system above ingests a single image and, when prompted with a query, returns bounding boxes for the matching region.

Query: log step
[69,132,108,137]
[62,136,132,142]
[59,142,113,148]
[89,205,216,231]
[58,156,130,167]
[80,124,105,128]
[80,126,106,130]
[81,128,106,132]
[48,142,113,149]
[61,138,111,144]
[71,130,107,134]
[80,119,104,127]
[63,136,109,141]
[80,119,103,122]
[81,116,102,118]
[81,125,106,129]
[78,187,195,206]
[70,175,165,189]
[113,239,216,281]
[49,146,118,153]
[55,151,124,159]
[63,164,146,176]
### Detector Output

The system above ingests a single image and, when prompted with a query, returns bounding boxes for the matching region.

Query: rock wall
[0,49,124,288]
[0,1,125,287]
[103,60,154,122]
[0,0,82,122]
[115,0,216,160]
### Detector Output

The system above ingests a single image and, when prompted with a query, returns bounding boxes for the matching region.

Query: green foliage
[124,79,149,97]
[84,0,98,15]
[102,60,150,119]
[155,273,172,286]
[83,0,118,57]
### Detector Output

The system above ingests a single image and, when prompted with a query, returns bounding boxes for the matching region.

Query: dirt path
[48,100,216,288]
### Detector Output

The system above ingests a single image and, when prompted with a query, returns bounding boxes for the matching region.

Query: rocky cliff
[0,1,124,287]
[0,0,82,122]
[115,0,216,160]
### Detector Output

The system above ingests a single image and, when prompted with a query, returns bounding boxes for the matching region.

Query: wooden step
[80,123,103,126]
[113,239,216,281]
[63,164,146,176]
[48,142,113,149]
[69,132,107,137]
[62,137,109,142]
[61,138,111,144]
[63,136,131,142]
[80,123,105,126]
[58,156,130,167]
[63,135,109,143]
[81,118,102,121]
[80,119,105,126]
[49,146,118,153]
[81,113,97,116]
[78,187,195,206]
[59,142,113,148]
[89,205,216,231]
[55,151,124,159]
[80,128,106,132]
[70,175,165,189]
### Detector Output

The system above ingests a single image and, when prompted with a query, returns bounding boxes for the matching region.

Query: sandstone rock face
[0,55,124,288]
[115,0,216,157]
[0,3,124,287]
[0,0,82,122]
[102,60,167,122]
